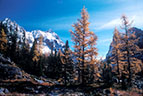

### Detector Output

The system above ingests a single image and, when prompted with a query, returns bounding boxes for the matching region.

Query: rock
[0,88,9,95]
[35,90,39,93]
[0,88,4,92]
[0,54,12,65]
[106,27,143,62]
[0,63,22,80]
[4,88,9,93]
[34,78,44,84]
[0,91,4,95]
[0,54,22,80]
[103,89,111,95]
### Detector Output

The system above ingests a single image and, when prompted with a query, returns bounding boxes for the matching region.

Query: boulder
[0,63,22,80]
[0,88,9,95]
[0,54,12,65]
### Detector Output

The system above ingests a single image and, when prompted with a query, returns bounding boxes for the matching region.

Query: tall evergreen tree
[46,44,63,79]
[19,31,31,72]
[38,35,44,76]
[10,26,18,62]
[60,40,74,86]
[70,7,98,85]
[70,22,82,83]
[30,39,40,75]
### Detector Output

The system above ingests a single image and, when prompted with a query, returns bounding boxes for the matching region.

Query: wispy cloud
[96,15,139,30]
[89,0,143,31]
[96,14,143,30]
[97,18,121,30]
[41,16,79,31]
[97,38,112,44]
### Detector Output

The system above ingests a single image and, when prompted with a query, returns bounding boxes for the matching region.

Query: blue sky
[0,0,143,58]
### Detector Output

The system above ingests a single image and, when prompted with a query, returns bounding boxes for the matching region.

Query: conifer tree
[30,39,40,75]
[31,39,40,62]
[38,35,43,56]
[46,44,63,79]
[70,22,82,83]
[100,62,113,87]
[120,15,142,86]
[86,31,98,84]
[10,27,18,62]
[38,35,44,76]
[70,7,98,85]
[109,28,122,78]
[0,28,7,55]
[20,31,31,72]
[60,40,74,86]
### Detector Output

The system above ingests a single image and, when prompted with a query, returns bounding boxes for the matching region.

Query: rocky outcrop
[106,27,143,61]
[0,54,57,94]
[0,88,9,95]
[0,54,12,65]
[0,54,22,80]
[0,63,22,80]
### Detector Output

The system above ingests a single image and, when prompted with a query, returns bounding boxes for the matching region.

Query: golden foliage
[0,28,7,53]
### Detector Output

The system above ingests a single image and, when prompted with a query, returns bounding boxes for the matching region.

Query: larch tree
[38,35,44,76]
[0,28,7,55]
[70,22,82,83]
[70,7,98,85]
[87,31,98,83]
[30,39,40,75]
[120,15,142,86]
[38,35,43,56]
[31,39,39,62]
[109,28,122,78]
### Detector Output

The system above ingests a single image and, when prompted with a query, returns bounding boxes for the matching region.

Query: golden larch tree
[120,15,142,86]
[0,28,7,54]
[38,35,43,56]
[109,27,122,78]
[31,39,40,62]
[70,7,98,85]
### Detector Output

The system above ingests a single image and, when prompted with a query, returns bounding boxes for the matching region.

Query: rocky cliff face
[106,27,143,61]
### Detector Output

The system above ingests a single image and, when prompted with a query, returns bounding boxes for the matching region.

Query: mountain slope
[0,18,64,53]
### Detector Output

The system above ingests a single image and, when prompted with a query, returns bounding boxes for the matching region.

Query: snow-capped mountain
[106,27,143,61]
[0,18,64,53]
[1,18,26,43]
[26,30,64,53]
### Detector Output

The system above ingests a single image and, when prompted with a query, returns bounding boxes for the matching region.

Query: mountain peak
[0,18,64,54]
[2,18,13,25]
[4,18,11,22]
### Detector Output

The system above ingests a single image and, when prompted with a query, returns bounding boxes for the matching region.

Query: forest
[0,7,143,95]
